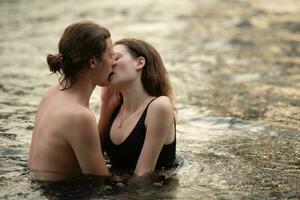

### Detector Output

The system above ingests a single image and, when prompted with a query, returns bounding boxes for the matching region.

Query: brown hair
[47,20,111,90]
[115,38,175,106]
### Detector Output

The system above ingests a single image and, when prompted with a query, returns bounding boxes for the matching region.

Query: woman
[100,38,176,177]
[28,21,113,180]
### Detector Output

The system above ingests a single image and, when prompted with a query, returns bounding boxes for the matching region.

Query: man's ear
[89,56,97,69]
[136,57,145,70]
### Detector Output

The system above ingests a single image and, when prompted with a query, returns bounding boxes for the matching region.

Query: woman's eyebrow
[113,52,122,56]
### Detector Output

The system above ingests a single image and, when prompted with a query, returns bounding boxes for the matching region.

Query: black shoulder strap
[144,97,158,112]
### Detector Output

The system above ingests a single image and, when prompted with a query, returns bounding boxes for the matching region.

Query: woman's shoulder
[144,96,176,134]
[148,96,174,115]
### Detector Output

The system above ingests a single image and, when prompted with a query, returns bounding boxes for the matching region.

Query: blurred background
[0,0,299,199]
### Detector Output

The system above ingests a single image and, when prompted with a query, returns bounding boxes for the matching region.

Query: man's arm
[69,109,109,176]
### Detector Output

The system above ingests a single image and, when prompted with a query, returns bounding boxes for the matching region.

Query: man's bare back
[29,85,81,179]
[28,85,108,180]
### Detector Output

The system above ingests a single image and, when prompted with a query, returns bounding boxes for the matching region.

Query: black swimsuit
[103,98,176,169]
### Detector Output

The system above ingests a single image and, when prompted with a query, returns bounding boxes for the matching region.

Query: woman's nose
[112,59,117,68]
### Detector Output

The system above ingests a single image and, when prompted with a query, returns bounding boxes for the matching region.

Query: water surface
[0,0,299,199]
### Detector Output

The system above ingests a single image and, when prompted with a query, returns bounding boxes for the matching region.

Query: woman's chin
[108,79,128,89]
[109,81,121,88]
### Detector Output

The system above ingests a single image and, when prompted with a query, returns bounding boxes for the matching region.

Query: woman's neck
[119,78,150,113]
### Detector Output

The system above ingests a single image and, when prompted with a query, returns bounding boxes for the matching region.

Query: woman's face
[109,44,139,86]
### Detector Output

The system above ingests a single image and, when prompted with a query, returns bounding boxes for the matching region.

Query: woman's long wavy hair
[115,38,175,108]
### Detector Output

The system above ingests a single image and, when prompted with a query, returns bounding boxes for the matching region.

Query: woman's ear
[136,57,145,70]
[89,56,97,69]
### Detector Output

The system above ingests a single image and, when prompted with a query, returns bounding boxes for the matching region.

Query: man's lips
[108,72,114,80]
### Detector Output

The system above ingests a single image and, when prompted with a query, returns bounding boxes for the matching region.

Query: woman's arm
[134,96,174,176]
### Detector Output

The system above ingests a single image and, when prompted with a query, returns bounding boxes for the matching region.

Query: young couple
[28,20,176,181]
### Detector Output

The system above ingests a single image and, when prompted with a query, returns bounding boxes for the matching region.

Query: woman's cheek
[118,60,129,71]
[127,66,138,79]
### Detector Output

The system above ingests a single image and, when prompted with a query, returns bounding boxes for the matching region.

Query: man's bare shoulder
[72,107,96,125]
[37,85,59,107]
[63,106,98,145]
[56,102,94,127]
[43,84,59,98]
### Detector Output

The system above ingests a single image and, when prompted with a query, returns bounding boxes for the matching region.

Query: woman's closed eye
[113,53,122,61]
[109,50,114,58]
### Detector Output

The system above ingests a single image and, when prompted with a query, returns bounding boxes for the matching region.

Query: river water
[0,0,299,199]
